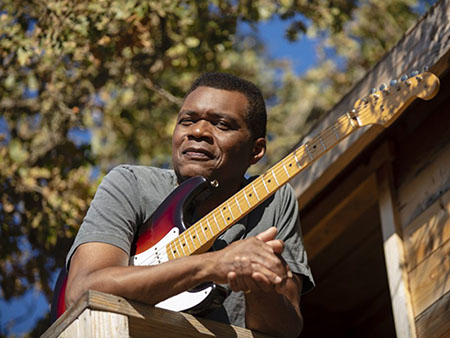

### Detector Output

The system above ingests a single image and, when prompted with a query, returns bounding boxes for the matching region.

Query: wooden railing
[41,290,273,337]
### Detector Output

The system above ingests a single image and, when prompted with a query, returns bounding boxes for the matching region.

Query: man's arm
[244,274,303,337]
[226,229,304,338]
[65,227,289,310]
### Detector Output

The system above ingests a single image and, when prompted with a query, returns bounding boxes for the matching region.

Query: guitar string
[168,106,368,255]
[136,102,373,266]
[137,86,410,265]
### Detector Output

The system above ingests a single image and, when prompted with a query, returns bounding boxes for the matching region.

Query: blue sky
[242,16,319,76]
[0,17,319,337]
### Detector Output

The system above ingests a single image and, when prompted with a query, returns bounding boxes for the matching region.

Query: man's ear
[250,137,266,165]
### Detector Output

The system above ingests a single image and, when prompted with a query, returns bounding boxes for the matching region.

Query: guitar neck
[164,71,440,260]
[166,112,361,260]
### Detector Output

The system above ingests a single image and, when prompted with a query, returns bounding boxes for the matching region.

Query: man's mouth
[182,147,214,160]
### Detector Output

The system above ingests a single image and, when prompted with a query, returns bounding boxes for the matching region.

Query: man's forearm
[245,291,303,337]
[245,276,303,338]
[66,248,217,307]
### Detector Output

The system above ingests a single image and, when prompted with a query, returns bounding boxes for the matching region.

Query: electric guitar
[51,71,439,322]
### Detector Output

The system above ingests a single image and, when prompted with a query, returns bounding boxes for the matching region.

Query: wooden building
[43,1,448,337]
[293,0,450,337]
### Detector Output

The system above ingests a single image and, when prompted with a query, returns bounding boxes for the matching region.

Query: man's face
[172,86,264,186]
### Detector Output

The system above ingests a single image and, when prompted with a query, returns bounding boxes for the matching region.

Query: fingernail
[287,271,293,278]
[275,276,282,283]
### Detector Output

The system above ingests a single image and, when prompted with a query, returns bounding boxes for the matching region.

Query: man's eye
[216,121,231,130]
[179,118,193,125]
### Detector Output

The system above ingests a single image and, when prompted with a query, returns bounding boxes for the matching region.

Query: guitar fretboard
[165,111,361,260]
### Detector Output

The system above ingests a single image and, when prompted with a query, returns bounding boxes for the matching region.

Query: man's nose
[190,120,212,141]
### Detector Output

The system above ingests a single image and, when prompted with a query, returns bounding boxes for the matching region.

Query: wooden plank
[415,291,450,338]
[42,290,273,338]
[301,207,397,337]
[404,188,450,270]
[377,162,417,338]
[397,138,450,229]
[300,141,393,233]
[59,309,129,337]
[409,239,450,317]
[59,315,81,337]
[91,310,129,337]
[87,291,273,338]
[42,291,91,338]
[303,174,378,259]
[393,72,450,194]
[291,0,450,209]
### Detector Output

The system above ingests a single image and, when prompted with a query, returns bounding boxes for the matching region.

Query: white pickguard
[129,227,214,312]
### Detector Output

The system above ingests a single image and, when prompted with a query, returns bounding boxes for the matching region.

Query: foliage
[0,0,435,334]
[263,0,434,164]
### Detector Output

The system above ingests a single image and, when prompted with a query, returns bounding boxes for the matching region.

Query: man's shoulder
[110,164,176,183]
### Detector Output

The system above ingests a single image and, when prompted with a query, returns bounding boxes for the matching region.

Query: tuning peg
[379,83,387,91]
[400,74,409,82]
[370,88,377,94]
[390,79,398,86]
[423,66,429,72]
[410,70,419,77]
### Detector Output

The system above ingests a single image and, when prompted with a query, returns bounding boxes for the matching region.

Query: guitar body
[129,176,228,314]
[51,176,228,322]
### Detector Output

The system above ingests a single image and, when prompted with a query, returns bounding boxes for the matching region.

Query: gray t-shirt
[67,164,314,327]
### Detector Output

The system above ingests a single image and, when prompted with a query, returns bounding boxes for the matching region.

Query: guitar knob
[401,74,409,82]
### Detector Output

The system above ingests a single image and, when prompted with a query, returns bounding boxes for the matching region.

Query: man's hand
[209,227,292,293]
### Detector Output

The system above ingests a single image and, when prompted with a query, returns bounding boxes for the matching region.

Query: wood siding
[393,71,450,337]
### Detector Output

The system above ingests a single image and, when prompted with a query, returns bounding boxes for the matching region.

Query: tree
[0,0,435,335]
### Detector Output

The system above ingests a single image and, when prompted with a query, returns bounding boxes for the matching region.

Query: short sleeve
[65,165,142,269]
[275,184,315,294]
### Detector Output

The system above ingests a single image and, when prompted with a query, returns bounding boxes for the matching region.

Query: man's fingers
[256,226,277,242]
[265,239,284,254]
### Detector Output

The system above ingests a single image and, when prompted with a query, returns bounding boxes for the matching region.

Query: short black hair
[185,72,267,139]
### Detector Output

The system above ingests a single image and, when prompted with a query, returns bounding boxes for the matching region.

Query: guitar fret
[305,144,314,160]
[167,242,172,259]
[194,226,202,245]
[252,183,260,201]
[319,135,327,150]
[262,177,269,193]
[199,221,207,241]
[235,196,243,214]
[212,214,221,232]
[243,190,251,207]
[294,153,302,168]
[170,242,179,258]
[219,208,227,224]
[179,238,187,256]
[206,218,214,235]
[188,231,196,250]
[283,163,291,178]
[272,169,280,186]
[184,233,192,253]
[227,202,235,220]
[333,124,340,140]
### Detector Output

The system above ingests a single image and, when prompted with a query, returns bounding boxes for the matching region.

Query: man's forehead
[181,86,248,115]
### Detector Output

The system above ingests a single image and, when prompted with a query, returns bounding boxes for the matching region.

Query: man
[65,73,314,337]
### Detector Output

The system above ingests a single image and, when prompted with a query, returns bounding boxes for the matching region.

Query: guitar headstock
[354,71,440,128]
